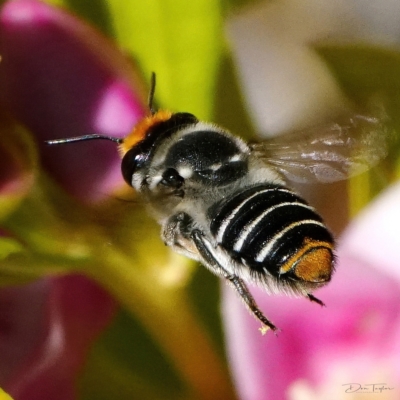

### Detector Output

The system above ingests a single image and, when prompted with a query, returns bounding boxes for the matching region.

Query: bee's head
[120,111,199,192]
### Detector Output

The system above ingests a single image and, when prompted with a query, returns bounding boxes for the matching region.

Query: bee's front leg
[161,212,200,260]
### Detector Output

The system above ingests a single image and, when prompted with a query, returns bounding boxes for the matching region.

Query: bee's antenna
[148,72,156,115]
[45,134,123,146]
[46,73,158,146]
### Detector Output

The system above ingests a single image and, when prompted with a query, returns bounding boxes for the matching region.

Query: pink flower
[0,0,146,202]
[0,275,116,400]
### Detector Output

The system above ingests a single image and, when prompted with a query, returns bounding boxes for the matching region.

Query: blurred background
[1,0,400,399]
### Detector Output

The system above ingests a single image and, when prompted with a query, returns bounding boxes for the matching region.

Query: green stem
[89,246,237,400]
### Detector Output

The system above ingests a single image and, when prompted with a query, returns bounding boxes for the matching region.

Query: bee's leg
[191,230,277,332]
[307,293,325,307]
[162,212,192,247]
[226,274,278,332]
[162,212,201,260]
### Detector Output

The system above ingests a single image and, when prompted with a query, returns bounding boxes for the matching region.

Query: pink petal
[0,279,48,385]
[1,275,116,400]
[223,243,400,399]
[0,0,147,202]
[340,182,400,282]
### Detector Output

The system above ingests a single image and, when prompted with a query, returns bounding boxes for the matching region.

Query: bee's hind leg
[191,230,278,332]
[307,293,325,307]
[226,274,278,332]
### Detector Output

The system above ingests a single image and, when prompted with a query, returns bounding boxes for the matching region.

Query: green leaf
[316,44,400,123]
[105,0,223,119]
[46,0,114,37]
[0,237,23,260]
[222,0,264,13]
[317,44,400,90]
[63,0,115,37]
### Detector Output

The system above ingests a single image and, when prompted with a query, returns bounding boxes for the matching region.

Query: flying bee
[46,74,388,332]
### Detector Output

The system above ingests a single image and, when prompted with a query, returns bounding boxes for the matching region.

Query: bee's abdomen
[208,184,334,283]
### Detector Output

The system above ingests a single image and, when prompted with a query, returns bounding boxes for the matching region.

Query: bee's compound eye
[160,168,184,188]
[121,146,147,186]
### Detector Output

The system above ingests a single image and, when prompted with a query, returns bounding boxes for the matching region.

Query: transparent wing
[250,114,390,184]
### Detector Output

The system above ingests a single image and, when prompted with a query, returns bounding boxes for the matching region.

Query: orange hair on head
[118,110,172,156]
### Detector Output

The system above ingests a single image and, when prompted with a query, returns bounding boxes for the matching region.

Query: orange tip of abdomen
[294,246,334,283]
[280,239,334,283]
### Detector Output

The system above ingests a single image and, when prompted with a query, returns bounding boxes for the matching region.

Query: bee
[46,74,388,332]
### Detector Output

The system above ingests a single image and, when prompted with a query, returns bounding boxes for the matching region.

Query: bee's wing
[250,114,390,184]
